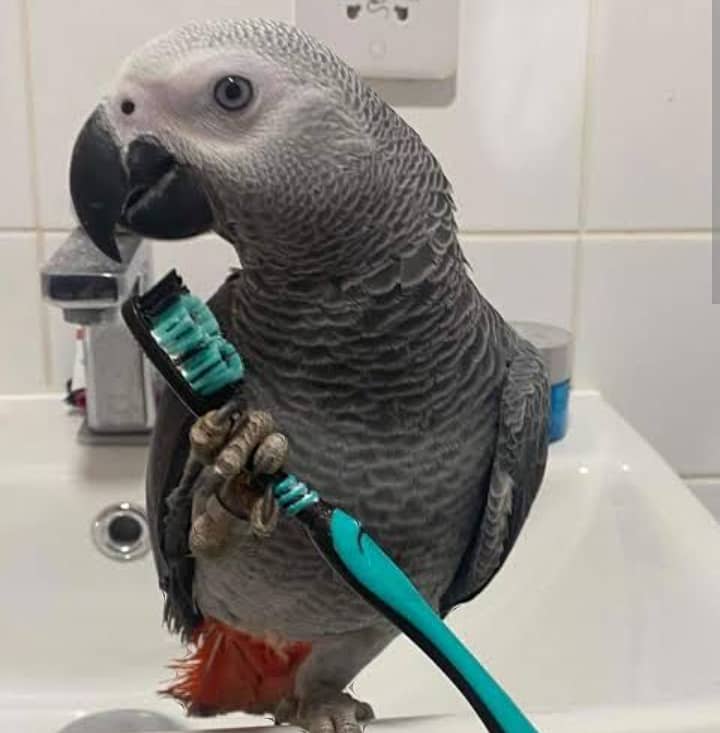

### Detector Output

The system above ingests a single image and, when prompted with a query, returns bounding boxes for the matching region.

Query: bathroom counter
[1,392,719,733]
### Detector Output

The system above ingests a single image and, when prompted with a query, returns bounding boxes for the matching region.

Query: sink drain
[92,503,150,561]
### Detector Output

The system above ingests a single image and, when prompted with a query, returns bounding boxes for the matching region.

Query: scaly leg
[276,691,375,733]
[276,624,396,733]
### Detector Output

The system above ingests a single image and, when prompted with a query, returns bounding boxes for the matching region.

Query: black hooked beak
[69,107,213,262]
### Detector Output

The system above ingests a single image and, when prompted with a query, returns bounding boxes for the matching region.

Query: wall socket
[294,1,460,80]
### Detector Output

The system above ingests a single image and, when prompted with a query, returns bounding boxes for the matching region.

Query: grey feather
[128,17,551,696]
[440,336,549,613]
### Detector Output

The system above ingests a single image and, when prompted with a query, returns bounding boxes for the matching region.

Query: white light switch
[294,1,460,80]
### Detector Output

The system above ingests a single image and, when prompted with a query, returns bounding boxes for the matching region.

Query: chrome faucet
[41,228,156,444]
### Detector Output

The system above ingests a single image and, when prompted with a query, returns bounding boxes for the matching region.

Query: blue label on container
[549,379,570,443]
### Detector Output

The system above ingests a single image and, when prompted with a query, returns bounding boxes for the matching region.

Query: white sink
[1,392,719,733]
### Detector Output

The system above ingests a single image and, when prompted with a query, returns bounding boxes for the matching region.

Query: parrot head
[70,18,385,272]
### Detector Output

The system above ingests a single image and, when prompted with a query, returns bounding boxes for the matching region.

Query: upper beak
[69,107,213,261]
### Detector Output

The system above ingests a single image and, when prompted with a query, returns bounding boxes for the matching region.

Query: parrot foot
[276,691,375,733]
[188,408,288,556]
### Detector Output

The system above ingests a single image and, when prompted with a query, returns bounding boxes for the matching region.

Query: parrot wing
[146,271,239,640]
[440,338,550,615]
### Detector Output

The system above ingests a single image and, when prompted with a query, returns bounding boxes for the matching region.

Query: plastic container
[510,322,573,443]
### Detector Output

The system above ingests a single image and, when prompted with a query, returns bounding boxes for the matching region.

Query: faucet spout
[40,227,156,443]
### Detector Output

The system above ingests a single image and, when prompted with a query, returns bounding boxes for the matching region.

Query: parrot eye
[214,76,254,111]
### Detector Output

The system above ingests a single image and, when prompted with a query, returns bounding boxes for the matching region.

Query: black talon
[261,484,278,525]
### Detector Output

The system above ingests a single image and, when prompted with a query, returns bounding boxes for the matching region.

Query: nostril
[108,515,142,545]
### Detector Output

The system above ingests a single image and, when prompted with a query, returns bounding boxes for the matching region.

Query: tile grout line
[461,230,711,241]
[18,0,52,390]
[18,0,42,228]
[569,0,599,349]
[0,226,711,238]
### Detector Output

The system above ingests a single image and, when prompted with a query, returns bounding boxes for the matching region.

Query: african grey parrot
[69,18,549,733]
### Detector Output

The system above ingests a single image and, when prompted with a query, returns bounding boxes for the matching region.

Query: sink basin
[1,392,719,733]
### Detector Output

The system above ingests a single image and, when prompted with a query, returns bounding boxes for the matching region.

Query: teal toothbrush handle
[270,471,541,733]
[326,509,539,733]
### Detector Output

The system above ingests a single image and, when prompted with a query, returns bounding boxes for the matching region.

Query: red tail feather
[162,617,312,717]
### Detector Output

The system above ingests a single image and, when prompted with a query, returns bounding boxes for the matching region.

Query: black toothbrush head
[122,270,245,417]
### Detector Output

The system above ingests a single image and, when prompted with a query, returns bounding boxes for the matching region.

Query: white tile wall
[462,236,577,330]
[0,2,715,481]
[398,0,590,231]
[575,235,719,476]
[584,0,712,230]
[0,0,35,228]
[152,235,240,303]
[0,233,47,392]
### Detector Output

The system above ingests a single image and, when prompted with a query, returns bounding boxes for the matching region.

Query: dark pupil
[224,81,242,100]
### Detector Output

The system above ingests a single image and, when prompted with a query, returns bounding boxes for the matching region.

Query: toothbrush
[122,269,539,733]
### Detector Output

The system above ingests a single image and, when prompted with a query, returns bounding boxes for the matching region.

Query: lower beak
[69,107,213,262]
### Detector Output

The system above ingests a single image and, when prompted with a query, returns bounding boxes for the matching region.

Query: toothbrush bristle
[148,290,244,397]
[139,269,188,318]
